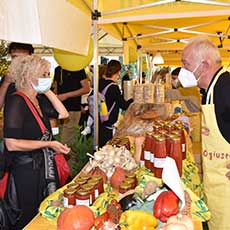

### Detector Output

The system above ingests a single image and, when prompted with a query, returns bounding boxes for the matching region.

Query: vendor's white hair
[186,36,222,65]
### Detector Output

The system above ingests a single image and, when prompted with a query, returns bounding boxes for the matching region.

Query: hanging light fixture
[152,52,164,64]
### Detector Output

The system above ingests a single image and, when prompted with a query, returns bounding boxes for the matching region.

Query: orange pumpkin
[57,205,95,230]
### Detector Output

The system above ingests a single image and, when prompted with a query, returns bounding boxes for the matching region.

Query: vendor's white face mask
[178,63,201,88]
[32,78,52,93]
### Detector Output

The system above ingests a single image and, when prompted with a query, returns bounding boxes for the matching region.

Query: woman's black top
[3,93,59,229]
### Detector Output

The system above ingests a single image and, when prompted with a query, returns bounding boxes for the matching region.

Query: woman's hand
[50,141,70,155]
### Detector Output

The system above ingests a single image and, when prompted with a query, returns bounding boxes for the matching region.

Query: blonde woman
[3,55,69,229]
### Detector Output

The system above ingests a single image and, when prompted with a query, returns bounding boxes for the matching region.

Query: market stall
[24,96,209,229]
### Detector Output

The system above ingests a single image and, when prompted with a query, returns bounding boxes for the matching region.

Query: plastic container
[123,80,134,101]
[154,82,164,104]
[143,83,154,103]
[133,84,144,103]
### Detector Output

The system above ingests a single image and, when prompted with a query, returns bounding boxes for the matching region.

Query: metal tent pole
[92,0,101,150]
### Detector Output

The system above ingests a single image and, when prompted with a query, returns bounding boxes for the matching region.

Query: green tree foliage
[0,40,10,77]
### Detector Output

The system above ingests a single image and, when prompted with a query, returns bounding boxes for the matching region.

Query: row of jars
[63,174,104,208]
[140,120,186,178]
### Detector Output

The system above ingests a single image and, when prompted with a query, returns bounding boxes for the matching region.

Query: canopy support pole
[92,0,101,150]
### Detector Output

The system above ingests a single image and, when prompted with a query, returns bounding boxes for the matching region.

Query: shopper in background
[171,67,181,89]
[81,64,108,136]
[0,42,34,110]
[98,60,133,147]
[178,35,230,230]
[3,55,69,229]
[53,66,90,174]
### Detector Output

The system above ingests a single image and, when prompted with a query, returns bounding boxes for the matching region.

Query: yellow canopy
[69,0,230,65]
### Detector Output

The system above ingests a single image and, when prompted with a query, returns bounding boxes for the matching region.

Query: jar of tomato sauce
[91,175,104,194]
[144,132,153,170]
[75,189,91,206]
[119,182,132,196]
[123,178,136,189]
[169,136,182,177]
[81,183,95,205]
[63,188,76,208]
[154,137,167,178]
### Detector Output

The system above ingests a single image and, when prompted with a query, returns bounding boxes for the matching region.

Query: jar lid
[91,175,102,181]
[81,183,94,191]
[152,134,161,139]
[166,134,176,139]
[125,172,136,179]
[172,130,180,136]
[175,120,183,125]
[123,178,135,185]
[146,131,153,136]
[87,182,98,188]
[77,189,89,196]
[159,130,168,135]
[74,178,87,185]
[171,136,181,141]
[154,124,161,129]
[88,179,99,184]
[156,136,166,142]
[67,183,80,189]
[119,182,131,190]
[64,188,76,195]
[79,174,90,180]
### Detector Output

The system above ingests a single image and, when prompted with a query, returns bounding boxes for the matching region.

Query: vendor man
[178,35,230,230]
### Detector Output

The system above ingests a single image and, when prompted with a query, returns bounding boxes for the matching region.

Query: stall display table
[25,214,203,230]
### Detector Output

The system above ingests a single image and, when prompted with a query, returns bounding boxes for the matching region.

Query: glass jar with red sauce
[176,125,186,160]
[81,183,95,205]
[165,134,175,156]
[119,182,132,196]
[154,137,167,178]
[75,189,91,206]
[169,136,182,177]
[173,125,186,160]
[123,178,136,189]
[87,179,98,199]
[165,124,173,134]
[153,124,161,134]
[144,132,153,170]
[125,172,137,185]
[63,188,76,208]
[91,175,104,194]
[140,145,145,167]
